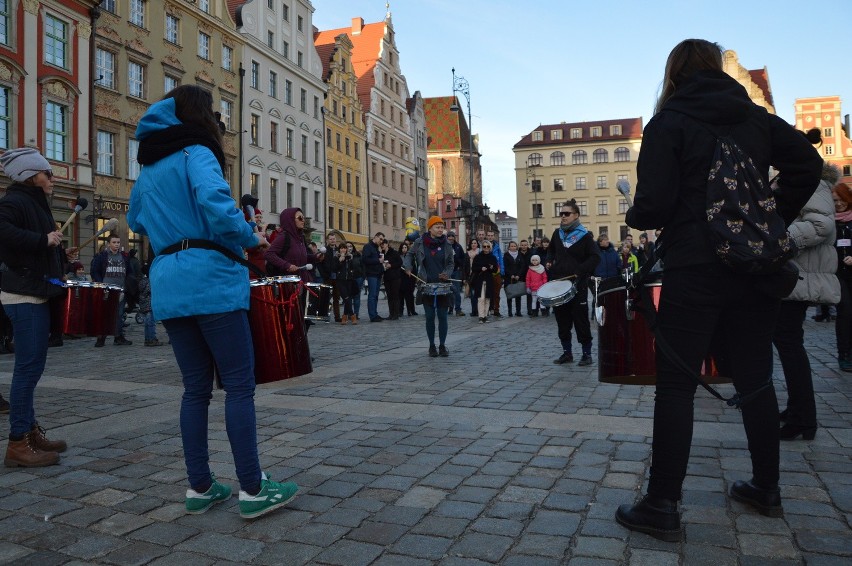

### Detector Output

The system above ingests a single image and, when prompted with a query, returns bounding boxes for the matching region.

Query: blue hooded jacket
[127,98,257,320]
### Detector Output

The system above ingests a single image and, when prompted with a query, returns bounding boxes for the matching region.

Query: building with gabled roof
[796,96,852,185]
[723,50,775,114]
[315,12,417,245]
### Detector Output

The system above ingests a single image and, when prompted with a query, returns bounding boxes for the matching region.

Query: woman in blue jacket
[593,234,620,279]
[128,85,296,520]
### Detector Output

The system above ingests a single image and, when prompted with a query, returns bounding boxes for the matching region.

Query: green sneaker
[185,475,232,514]
[239,472,298,519]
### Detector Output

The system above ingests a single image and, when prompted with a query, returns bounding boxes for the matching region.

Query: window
[532,203,543,218]
[45,102,67,161]
[345,138,350,156]
[101,0,116,13]
[268,71,277,98]
[282,40,289,58]
[597,176,608,189]
[354,142,360,160]
[314,192,321,221]
[346,172,351,193]
[348,211,353,232]
[355,176,361,196]
[97,131,115,175]
[357,213,362,233]
[593,148,608,163]
[198,32,210,59]
[165,14,179,44]
[598,225,609,237]
[270,178,278,212]
[282,4,289,21]
[164,74,179,92]
[618,198,629,214]
[0,87,9,149]
[267,30,274,48]
[199,0,210,13]
[577,201,588,216]
[339,209,344,229]
[570,128,582,139]
[824,127,833,138]
[614,147,630,162]
[250,173,259,198]
[553,203,564,217]
[128,62,145,98]
[284,80,292,104]
[286,128,293,157]
[825,145,834,156]
[572,150,587,165]
[554,178,564,191]
[532,131,543,142]
[220,99,233,130]
[391,205,396,227]
[313,96,319,119]
[297,51,303,67]
[44,14,68,68]
[297,15,303,31]
[127,139,140,180]
[314,141,320,167]
[301,135,307,163]
[550,151,565,166]
[551,129,562,140]
[590,126,602,137]
[222,46,233,71]
[270,122,278,152]
[335,133,341,151]
[575,177,587,190]
[610,124,622,136]
[300,89,307,112]
[130,0,146,28]
[286,182,293,207]
[530,179,541,192]
[0,0,8,45]
[95,49,116,89]
[327,165,333,187]
[250,61,259,89]
[597,199,608,215]
[249,114,259,145]
[382,202,388,224]
[844,165,851,177]
[620,225,630,241]
[528,153,543,167]
[328,206,334,228]
[326,128,331,147]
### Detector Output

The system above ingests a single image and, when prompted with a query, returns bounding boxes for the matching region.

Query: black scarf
[137,124,226,172]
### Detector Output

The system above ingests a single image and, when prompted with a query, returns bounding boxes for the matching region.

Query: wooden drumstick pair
[78,218,119,249]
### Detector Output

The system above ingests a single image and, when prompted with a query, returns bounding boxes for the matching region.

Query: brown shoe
[30,423,67,453]
[340,315,348,325]
[4,435,60,467]
[350,315,357,325]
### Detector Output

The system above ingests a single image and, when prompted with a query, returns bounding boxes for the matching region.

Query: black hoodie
[626,70,822,269]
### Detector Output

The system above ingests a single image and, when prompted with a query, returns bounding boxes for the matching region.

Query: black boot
[615,495,681,542]
[729,480,783,517]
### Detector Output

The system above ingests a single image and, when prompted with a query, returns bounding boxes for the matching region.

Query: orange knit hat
[426,215,444,230]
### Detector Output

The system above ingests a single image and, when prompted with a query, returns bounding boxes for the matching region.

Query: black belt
[158,238,267,278]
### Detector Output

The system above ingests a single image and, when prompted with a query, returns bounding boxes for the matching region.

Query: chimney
[352,17,364,35]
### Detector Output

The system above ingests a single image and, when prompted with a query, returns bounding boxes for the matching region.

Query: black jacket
[626,70,823,269]
[362,241,383,277]
[503,251,526,284]
[382,247,403,281]
[0,183,64,298]
[545,229,599,296]
[469,252,499,298]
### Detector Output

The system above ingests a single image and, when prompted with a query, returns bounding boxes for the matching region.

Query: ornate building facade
[796,96,852,185]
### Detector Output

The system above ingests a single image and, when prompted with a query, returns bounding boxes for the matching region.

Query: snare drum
[537,280,577,308]
[420,282,453,295]
[56,281,122,336]
[596,274,729,385]
[249,276,312,383]
[302,282,333,321]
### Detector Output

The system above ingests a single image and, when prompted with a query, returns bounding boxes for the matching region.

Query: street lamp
[450,68,476,239]
[525,164,540,240]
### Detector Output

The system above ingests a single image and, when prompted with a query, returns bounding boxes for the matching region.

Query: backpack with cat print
[703,133,795,274]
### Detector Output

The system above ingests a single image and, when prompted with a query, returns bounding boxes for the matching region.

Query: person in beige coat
[772,158,841,441]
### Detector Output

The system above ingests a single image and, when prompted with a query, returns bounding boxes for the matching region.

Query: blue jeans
[366,276,381,319]
[422,301,448,347]
[4,302,50,438]
[163,311,261,493]
[143,312,157,341]
[451,270,462,312]
[353,277,364,317]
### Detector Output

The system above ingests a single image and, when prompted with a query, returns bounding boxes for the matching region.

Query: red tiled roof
[748,68,774,108]
[227,0,245,25]
[314,40,336,80]
[424,96,474,152]
[314,18,388,115]
[513,118,644,149]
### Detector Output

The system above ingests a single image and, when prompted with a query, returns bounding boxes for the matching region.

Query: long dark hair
[164,85,223,147]
[655,39,723,114]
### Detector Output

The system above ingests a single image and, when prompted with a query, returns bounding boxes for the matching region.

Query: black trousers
[553,292,591,351]
[772,300,816,427]
[385,279,401,319]
[648,266,780,501]
[835,272,852,355]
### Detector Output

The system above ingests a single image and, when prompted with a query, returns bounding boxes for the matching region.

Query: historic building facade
[235,0,326,241]
[314,30,367,245]
[796,96,852,185]
[407,90,428,234]
[0,0,98,257]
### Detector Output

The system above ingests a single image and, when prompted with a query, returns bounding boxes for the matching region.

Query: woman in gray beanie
[0,147,72,467]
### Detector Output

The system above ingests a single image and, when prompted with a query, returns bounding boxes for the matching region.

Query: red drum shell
[55,282,121,337]
[249,277,312,384]
[597,280,730,385]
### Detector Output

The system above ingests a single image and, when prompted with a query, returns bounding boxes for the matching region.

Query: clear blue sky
[314,0,852,216]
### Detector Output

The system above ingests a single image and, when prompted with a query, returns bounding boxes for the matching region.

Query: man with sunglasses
[546,200,600,367]
[362,232,386,322]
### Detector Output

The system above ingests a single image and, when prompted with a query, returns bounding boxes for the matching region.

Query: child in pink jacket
[525,255,548,317]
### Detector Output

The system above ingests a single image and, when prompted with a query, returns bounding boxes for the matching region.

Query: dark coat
[625,69,823,269]
[362,241,383,277]
[382,247,403,281]
[0,183,64,297]
[594,243,620,278]
[545,228,600,296]
[503,251,526,286]
[469,252,499,298]
[264,208,315,282]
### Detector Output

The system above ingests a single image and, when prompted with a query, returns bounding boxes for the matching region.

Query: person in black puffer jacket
[615,39,823,543]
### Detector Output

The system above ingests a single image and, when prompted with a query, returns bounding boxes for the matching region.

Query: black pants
[836,272,852,355]
[385,279,401,319]
[648,266,780,500]
[773,301,816,427]
[553,292,591,352]
[399,284,416,315]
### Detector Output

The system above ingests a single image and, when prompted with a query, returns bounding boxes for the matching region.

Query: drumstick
[79,218,119,249]
[59,197,89,233]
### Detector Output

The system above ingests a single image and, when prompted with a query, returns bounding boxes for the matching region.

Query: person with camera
[333,243,358,324]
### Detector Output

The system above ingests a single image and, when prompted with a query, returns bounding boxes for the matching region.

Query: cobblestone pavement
[1,298,850,565]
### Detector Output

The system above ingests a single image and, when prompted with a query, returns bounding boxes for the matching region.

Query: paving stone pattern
[0,300,850,564]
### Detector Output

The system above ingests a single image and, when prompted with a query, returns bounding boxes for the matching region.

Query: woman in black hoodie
[615,39,822,542]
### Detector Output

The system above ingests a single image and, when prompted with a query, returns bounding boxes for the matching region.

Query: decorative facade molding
[77,21,92,40]
[22,0,39,16]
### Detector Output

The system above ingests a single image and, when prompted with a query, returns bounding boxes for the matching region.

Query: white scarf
[529,263,545,274]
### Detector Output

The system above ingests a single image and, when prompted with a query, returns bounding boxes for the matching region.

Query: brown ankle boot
[340,315,348,325]
[5,435,60,467]
[30,424,67,453]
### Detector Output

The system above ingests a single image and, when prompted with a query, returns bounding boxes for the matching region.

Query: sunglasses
[44,171,54,180]
[295,215,305,220]
[560,211,575,217]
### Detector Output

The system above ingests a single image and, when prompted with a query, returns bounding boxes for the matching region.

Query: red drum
[54,282,122,337]
[248,276,312,384]
[302,282,333,322]
[596,275,730,385]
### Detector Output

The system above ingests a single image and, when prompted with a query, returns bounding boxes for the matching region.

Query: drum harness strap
[627,260,772,410]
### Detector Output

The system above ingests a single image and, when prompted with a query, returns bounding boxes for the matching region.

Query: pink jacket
[526,269,548,292]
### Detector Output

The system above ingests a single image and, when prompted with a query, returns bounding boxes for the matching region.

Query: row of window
[531,124,623,142]
[326,128,361,159]
[0,92,70,160]
[248,174,322,222]
[249,61,319,118]
[265,1,304,32]
[3,8,72,70]
[528,147,630,167]
[530,174,630,192]
[371,199,417,229]
[370,162,415,195]
[327,166,361,195]
[530,198,630,219]
[372,127,411,160]
[249,115,321,167]
[95,131,139,179]
[327,206,362,234]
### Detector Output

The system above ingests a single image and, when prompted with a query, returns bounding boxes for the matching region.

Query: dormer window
[570,128,581,139]
[610,124,622,136]
[532,131,543,141]
[551,129,562,140]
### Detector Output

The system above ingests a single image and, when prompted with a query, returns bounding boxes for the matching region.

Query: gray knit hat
[0,147,52,182]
